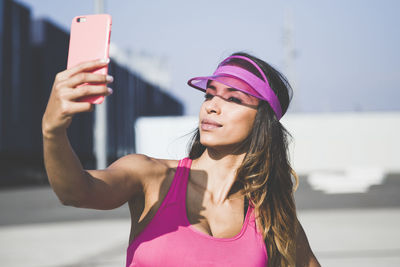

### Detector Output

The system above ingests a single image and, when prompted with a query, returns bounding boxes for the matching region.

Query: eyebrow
[205,84,259,108]
[206,85,240,92]
[207,85,250,99]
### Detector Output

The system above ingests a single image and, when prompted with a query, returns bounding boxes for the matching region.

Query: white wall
[280,112,400,174]
[135,116,198,160]
[135,112,400,193]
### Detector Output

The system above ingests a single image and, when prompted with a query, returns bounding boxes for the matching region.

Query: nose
[205,94,223,114]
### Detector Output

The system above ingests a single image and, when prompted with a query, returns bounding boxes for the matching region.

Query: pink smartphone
[67,14,112,104]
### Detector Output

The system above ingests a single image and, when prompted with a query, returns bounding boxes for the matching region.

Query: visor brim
[187,74,263,100]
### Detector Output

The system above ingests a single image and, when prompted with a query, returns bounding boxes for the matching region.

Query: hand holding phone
[67,14,112,104]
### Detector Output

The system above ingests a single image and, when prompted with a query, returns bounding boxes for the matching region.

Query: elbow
[50,173,93,208]
[59,197,82,208]
[55,191,89,208]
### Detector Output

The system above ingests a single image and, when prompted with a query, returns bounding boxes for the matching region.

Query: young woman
[42,52,321,267]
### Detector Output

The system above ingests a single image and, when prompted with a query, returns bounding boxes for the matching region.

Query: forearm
[43,130,92,206]
[41,58,113,206]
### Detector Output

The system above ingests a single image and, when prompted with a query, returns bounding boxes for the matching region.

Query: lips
[201,118,222,130]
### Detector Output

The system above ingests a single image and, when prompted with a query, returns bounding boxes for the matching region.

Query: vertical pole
[0,0,4,149]
[93,0,107,169]
[283,6,300,112]
[94,0,104,14]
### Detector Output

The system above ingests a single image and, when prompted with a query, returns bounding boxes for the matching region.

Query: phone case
[67,14,112,104]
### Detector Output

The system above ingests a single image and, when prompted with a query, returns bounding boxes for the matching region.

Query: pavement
[1,173,400,267]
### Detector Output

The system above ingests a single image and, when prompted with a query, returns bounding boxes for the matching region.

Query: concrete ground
[0,173,399,267]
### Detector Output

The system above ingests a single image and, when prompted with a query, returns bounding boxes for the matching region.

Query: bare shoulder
[111,154,179,191]
[112,153,176,169]
[79,154,179,210]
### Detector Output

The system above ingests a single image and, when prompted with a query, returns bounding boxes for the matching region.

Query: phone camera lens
[77,17,87,23]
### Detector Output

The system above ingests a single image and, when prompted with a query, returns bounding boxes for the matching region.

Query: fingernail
[100,58,110,64]
[108,87,113,94]
[106,75,114,82]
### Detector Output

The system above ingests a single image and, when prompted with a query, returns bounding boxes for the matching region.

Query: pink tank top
[126,157,268,266]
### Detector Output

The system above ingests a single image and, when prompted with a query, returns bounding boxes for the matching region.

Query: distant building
[109,44,171,91]
[0,0,183,186]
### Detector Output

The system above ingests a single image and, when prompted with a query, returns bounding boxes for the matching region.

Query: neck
[191,146,247,205]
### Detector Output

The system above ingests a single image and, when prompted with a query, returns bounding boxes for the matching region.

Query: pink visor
[188,55,283,120]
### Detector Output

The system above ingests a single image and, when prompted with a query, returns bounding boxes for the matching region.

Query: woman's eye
[204,93,214,100]
[228,97,242,104]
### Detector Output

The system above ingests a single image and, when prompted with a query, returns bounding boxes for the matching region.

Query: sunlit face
[199,77,260,151]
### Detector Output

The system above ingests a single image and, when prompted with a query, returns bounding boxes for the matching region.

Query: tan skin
[42,59,321,266]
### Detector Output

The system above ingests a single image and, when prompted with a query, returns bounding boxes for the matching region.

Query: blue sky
[16,0,400,115]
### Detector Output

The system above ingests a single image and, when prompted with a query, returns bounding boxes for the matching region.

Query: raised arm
[296,219,322,267]
[42,59,159,210]
[44,131,155,209]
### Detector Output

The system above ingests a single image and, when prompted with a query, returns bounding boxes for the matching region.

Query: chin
[199,138,219,148]
[200,136,242,151]
[200,135,224,147]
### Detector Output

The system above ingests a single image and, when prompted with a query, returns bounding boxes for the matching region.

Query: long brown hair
[187,52,299,266]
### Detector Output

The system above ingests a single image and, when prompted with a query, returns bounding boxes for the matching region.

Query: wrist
[42,128,67,140]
